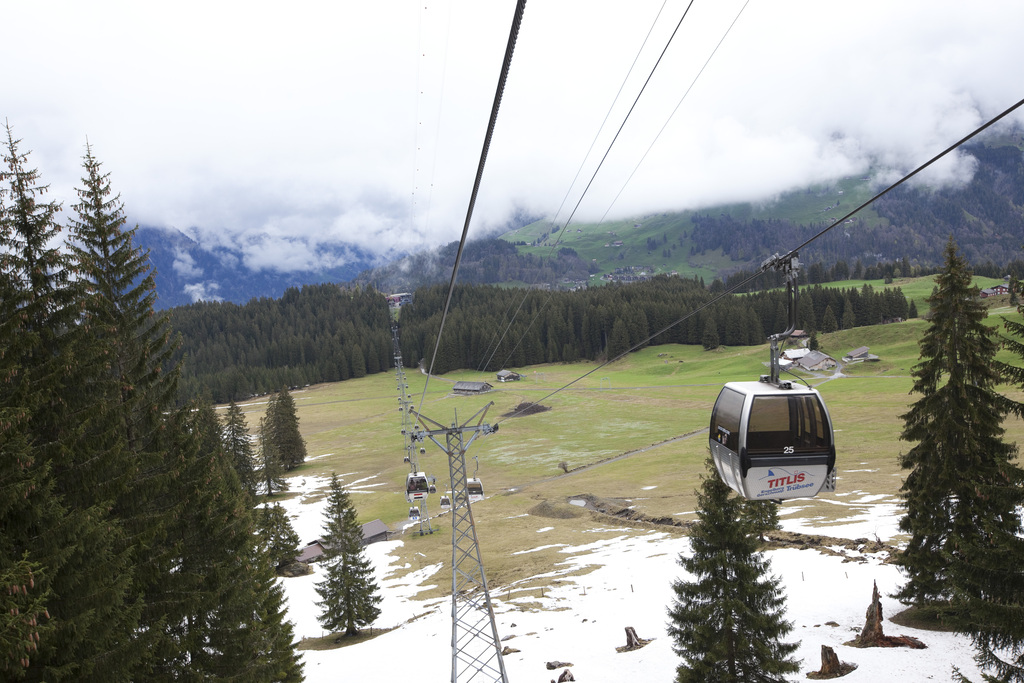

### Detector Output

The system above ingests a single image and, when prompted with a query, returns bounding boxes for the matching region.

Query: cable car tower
[410,403,507,683]
[392,322,434,535]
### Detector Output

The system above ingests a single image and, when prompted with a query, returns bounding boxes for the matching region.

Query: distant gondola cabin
[406,473,429,502]
[466,478,484,503]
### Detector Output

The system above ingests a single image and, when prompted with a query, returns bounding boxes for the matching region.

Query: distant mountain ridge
[136,227,378,309]
[138,140,1024,308]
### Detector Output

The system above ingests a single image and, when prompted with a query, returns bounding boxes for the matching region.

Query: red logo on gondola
[767,472,805,488]
[760,468,807,489]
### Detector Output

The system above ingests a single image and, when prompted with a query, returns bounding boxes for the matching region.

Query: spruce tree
[896,237,1021,617]
[668,459,799,683]
[315,473,382,637]
[2,125,142,681]
[821,305,838,333]
[0,559,49,675]
[258,502,302,570]
[265,388,307,471]
[742,499,781,543]
[67,141,182,678]
[701,318,719,351]
[259,415,287,495]
[842,297,856,329]
[163,402,303,681]
[223,401,260,500]
[0,221,54,678]
[941,268,1024,681]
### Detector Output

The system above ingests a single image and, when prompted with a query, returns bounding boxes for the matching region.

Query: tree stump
[819,645,841,676]
[846,580,926,649]
[616,626,654,652]
[859,581,885,645]
[807,644,858,679]
[625,626,641,648]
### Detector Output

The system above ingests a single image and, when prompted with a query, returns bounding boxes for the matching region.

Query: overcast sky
[4,1,1023,272]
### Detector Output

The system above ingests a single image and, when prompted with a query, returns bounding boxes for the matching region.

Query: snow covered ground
[275,476,984,681]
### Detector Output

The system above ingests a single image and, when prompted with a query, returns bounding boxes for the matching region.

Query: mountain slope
[136,227,377,309]
[503,140,1024,284]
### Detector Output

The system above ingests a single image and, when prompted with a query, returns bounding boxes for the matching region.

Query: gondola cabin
[408,506,420,521]
[709,381,836,501]
[466,478,484,503]
[439,495,451,511]
[406,472,429,503]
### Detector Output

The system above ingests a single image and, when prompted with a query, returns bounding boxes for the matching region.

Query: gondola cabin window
[711,387,743,452]
[746,395,827,453]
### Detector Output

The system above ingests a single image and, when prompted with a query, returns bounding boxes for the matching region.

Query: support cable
[476,0,672,372]
[494,94,1024,425]
[597,0,750,223]
[419,0,528,412]
[482,0,700,374]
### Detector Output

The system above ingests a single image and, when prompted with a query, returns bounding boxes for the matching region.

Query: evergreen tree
[350,344,367,378]
[259,416,287,495]
[821,305,838,333]
[943,273,1024,681]
[67,141,183,678]
[701,318,720,351]
[841,297,856,330]
[258,503,302,570]
[668,459,799,682]
[896,237,1021,616]
[162,402,303,681]
[265,388,307,471]
[0,212,54,678]
[608,318,632,359]
[223,401,260,500]
[742,499,781,543]
[2,125,143,681]
[220,530,304,683]
[315,473,382,637]
[908,299,918,319]
[0,559,49,675]
[797,293,815,332]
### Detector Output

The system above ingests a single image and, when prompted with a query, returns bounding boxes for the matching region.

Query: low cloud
[182,282,223,303]
[172,249,202,279]
[5,1,1023,269]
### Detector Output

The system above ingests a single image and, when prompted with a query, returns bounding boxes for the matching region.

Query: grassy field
[243,305,1024,599]
[818,274,1009,316]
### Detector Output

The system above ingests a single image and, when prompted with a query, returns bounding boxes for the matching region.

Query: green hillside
[258,305,1024,595]
[502,210,723,284]
[500,175,889,284]
[499,141,1024,285]
[819,273,1008,316]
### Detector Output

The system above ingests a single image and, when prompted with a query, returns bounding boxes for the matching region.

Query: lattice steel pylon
[410,403,508,683]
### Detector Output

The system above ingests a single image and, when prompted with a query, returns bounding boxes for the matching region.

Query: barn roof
[453,381,492,393]
[361,519,389,542]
